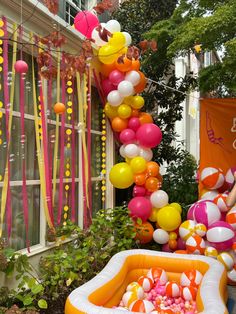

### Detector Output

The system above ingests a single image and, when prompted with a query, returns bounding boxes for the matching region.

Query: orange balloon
[145,177,160,192]
[134,221,154,244]
[134,71,147,93]
[131,109,140,117]
[54,102,66,114]
[130,58,140,71]
[100,62,116,77]
[146,161,160,177]
[134,172,147,186]
[111,117,128,132]
[168,239,178,250]
[139,112,153,125]
[115,56,132,72]
[156,172,163,183]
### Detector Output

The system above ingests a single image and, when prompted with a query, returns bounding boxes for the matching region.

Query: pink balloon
[101,79,116,96]
[162,243,173,253]
[136,123,162,148]
[119,128,136,144]
[74,11,99,39]
[128,117,141,131]
[177,237,186,250]
[133,185,146,197]
[128,197,152,222]
[14,60,28,73]
[109,70,125,86]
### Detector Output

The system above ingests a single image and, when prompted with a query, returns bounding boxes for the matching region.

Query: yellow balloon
[169,231,177,240]
[125,157,132,164]
[170,202,182,214]
[104,102,118,119]
[109,32,126,48]
[131,96,145,109]
[130,157,147,174]
[124,96,134,106]
[149,207,159,222]
[157,206,181,231]
[117,104,132,119]
[98,45,118,64]
[109,162,134,189]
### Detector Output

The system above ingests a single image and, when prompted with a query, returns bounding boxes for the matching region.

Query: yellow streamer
[31,34,54,230]
[52,50,61,207]
[0,24,17,237]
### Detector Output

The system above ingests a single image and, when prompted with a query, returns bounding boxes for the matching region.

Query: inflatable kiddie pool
[65,249,228,314]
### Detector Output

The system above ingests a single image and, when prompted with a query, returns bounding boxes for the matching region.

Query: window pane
[91,87,103,131]
[1,185,40,250]
[92,180,103,216]
[91,133,102,177]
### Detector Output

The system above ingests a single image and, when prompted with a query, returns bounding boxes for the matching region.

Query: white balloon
[122,31,132,46]
[119,145,126,158]
[153,228,169,244]
[150,190,169,208]
[125,71,141,86]
[91,23,107,47]
[118,80,134,97]
[107,90,124,106]
[105,20,121,33]
[124,144,140,158]
[139,148,153,161]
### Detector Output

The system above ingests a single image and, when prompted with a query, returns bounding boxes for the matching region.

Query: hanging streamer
[0,22,17,238]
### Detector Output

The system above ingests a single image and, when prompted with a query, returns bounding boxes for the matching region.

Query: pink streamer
[70,80,76,222]
[2,16,12,239]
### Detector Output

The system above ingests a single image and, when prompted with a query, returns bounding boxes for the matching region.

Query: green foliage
[0,207,137,313]
[161,148,198,219]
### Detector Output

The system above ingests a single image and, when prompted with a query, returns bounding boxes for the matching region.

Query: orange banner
[200,98,236,185]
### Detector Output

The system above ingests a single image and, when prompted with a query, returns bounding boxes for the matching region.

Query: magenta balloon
[14,60,28,73]
[162,243,173,253]
[132,185,146,197]
[128,196,152,222]
[109,70,125,86]
[136,123,162,148]
[101,79,116,96]
[74,11,99,39]
[128,117,141,131]
[177,237,186,250]
[119,128,136,144]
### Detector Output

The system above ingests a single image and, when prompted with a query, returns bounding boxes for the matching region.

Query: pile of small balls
[115,267,202,313]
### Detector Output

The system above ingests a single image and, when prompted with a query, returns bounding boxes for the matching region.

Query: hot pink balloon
[128,117,141,131]
[14,60,28,73]
[74,11,99,39]
[133,185,146,197]
[177,237,186,250]
[101,79,116,96]
[109,70,125,86]
[162,243,173,253]
[119,128,136,144]
[136,123,162,148]
[128,197,152,222]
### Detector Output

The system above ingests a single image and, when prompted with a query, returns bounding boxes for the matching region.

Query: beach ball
[180,270,203,288]
[179,220,196,241]
[200,188,218,201]
[227,265,236,284]
[165,282,181,297]
[74,11,99,39]
[225,167,236,189]
[181,286,197,301]
[187,200,205,220]
[226,206,236,230]
[153,228,169,244]
[200,167,225,190]
[129,300,155,313]
[150,190,169,208]
[213,193,229,212]
[137,276,154,292]
[193,200,221,227]
[217,252,234,271]
[151,310,174,314]
[128,197,152,222]
[204,246,218,258]
[207,221,235,251]
[126,282,141,292]
[157,206,181,231]
[122,291,142,307]
[147,267,168,285]
[134,221,154,244]
[186,234,206,255]
[194,223,207,237]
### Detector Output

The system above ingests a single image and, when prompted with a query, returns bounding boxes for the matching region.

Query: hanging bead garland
[0,19,4,149]
[101,110,106,205]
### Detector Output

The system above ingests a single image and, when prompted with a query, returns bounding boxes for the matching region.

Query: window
[64,0,86,25]
[204,51,212,68]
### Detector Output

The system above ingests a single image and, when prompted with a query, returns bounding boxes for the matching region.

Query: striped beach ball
[225,167,236,190]
[179,220,196,241]
[180,269,203,288]
[181,286,197,301]
[217,252,234,271]
[126,282,142,292]
[165,281,181,297]
[122,288,144,307]
[200,167,225,190]
[146,267,168,285]
[186,234,206,255]
[200,189,219,201]
[137,276,154,292]
[204,246,218,258]
[213,193,229,212]
[194,223,207,237]
[129,299,155,313]
[207,221,235,251]
[226,206,236,230]
[193,200,221,227]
